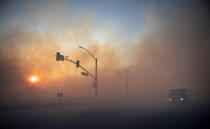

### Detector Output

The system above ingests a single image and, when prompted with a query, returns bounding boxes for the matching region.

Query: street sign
[93,81,98,88]
[57,92,64,97]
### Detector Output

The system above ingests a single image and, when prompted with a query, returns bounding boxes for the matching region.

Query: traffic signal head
[76,60,80,68]
[60,55,64,61]
[56,52,64,61]
[56,52,60,61]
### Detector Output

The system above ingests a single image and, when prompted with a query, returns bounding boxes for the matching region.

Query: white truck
[168,89,188,104]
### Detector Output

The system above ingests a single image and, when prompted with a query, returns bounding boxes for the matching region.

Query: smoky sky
[0,0,209,101]
[128,0,210,101]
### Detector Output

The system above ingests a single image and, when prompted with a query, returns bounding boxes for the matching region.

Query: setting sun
[29,76,39,83]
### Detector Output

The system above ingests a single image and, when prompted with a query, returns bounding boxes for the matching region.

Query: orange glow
[29,75,39,83]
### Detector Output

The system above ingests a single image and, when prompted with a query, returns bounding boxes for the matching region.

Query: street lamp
[125,65,134,97]
[78,46,98,98]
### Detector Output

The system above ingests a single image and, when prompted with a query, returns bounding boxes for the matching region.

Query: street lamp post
[125,69,128,97]
[125,66,134,97]
[79,46,98,98]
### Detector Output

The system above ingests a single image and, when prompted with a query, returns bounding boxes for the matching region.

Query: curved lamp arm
[79,46,97,59]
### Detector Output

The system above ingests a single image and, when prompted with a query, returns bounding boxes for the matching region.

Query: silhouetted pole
[95,58,98,97]
[125,69,128,97]
[125,66,134,97]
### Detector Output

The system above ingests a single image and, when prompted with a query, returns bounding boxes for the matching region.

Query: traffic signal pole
[78,46,98,98]
[56,51,98,99]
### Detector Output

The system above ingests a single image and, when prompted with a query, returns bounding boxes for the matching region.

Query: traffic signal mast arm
[64,58,96,80]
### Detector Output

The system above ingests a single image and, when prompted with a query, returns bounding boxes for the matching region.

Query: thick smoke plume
[0,1,209,102]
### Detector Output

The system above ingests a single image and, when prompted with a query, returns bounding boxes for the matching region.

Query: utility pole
[125,65,134,97]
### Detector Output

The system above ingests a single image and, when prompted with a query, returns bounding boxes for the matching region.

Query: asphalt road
[0,101,209,129]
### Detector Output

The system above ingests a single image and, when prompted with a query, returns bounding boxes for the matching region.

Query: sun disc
[29,76,39,83]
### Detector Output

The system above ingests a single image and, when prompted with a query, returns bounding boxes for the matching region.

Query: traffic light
[56,52,64,61]
[76,60,80,68]
[60,55,64,61]
[56,52,60,61]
